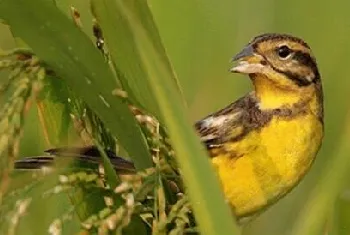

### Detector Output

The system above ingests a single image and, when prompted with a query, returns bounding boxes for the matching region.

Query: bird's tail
[14,146,136,174]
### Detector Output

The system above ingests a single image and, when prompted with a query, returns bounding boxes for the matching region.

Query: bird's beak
[230,45,264,74]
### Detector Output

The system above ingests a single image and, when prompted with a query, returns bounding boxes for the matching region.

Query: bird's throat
[252,74,311,110]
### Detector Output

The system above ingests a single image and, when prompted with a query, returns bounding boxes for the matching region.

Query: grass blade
[0,0,152,170]
[91,0,185,121]
[108,1,240,234]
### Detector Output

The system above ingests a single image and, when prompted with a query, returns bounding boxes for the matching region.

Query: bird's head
[231,33,322,109]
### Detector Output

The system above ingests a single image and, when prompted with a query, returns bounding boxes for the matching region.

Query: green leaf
[36,77,74,146]
[91,0,185,121]
[0,0,152,170]
[104,1,240,234]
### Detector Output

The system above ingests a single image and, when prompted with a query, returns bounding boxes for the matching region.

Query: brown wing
[195,92,260,152]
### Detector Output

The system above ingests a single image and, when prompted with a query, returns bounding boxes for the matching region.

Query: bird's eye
[277,45,292,59]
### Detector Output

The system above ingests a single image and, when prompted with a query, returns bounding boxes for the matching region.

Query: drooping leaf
[0,0,153,170]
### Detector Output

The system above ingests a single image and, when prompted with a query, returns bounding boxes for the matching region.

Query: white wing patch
[198,113,239,141]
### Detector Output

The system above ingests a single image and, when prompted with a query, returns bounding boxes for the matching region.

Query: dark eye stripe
[293,51,317,70]
[292,50,320,83]
[271,66,313,86]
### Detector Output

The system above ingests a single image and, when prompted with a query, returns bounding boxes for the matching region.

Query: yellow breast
[211,113,323,218]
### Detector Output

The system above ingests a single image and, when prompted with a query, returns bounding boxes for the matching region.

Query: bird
[14,33,324,219]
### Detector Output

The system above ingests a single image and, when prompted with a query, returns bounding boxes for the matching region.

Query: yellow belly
[211,114,323,218]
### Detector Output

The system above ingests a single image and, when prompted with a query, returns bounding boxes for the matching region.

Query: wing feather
[195,92,257,150]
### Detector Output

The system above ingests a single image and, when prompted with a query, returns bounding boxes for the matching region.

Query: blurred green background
[1,0,350,234]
